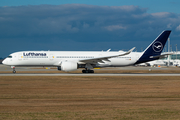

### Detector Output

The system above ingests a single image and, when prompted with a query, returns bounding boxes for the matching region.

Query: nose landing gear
[13,69,16,73]
[11,66,16,73]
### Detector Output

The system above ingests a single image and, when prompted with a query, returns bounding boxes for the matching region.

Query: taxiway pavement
[0,73,180,76]
[1,64,180,76]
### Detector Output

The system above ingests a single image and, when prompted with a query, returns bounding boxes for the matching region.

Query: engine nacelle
[58,61,78,72]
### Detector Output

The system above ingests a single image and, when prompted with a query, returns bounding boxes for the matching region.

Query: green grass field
[1,76,180,119]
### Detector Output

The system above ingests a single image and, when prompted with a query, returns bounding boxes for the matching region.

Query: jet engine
[58,61,78,72]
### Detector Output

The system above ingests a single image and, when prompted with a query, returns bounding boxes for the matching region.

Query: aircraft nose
[2,59,6,65]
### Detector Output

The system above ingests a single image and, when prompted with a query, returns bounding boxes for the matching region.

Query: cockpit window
[7,55,12,58]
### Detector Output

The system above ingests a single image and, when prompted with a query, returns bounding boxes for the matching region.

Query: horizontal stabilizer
[150,52,174,59]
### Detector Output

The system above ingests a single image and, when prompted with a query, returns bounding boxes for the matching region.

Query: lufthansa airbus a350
[2,30,171,73]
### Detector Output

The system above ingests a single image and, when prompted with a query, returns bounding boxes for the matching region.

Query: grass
[0,76,180,119]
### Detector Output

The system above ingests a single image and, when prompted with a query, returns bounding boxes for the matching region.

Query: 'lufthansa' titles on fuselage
[23,52,47,56]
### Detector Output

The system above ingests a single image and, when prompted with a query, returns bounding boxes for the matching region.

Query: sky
[1,0,180,57]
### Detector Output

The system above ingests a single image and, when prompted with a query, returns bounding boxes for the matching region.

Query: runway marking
[0,73,180,76]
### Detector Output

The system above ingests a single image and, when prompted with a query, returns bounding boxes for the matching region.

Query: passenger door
[18,53,22,61]
[49,54,54,61]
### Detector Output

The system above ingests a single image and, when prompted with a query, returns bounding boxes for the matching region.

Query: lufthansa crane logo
[152,41,163,52]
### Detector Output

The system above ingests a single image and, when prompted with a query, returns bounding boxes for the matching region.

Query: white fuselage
[2,51,142,67]
[2,30,172,73]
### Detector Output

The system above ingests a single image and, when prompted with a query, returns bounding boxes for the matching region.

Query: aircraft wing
[79,47,135,64]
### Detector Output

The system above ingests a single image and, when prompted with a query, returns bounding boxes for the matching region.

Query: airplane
[2,30,171,73]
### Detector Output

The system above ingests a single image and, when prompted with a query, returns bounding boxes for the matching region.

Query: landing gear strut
[12,66,16,73]
[82,69,94,73]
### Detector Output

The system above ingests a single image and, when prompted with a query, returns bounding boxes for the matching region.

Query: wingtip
[129,47,136,52]
[126,47,135,55]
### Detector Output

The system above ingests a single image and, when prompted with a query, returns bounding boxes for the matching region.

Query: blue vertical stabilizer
[135,30,171,64]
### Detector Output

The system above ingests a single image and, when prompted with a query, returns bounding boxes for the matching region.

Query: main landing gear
[82,69,94,73]
[82,64,94,73]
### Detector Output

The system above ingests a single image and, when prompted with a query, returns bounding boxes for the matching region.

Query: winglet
[119,47,135,56]
[128,47,136,53]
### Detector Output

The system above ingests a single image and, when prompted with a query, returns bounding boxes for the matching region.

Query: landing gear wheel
[82,70,94,73]
[12,67,16,74]
[13,70,16,73]
[89,70,94,73]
